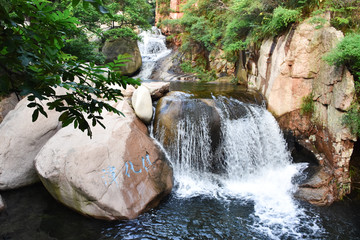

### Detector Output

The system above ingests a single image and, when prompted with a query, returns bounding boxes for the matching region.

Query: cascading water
[153,92,323,239]
[136,26,171,80]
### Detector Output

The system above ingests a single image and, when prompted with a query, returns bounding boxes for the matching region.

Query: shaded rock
[0,93,19,124]
[0,98,60,190]
[0,194,5,212]
[295,169,335,206]
[35,100,173,220]
[132,86,153,124]
[295,186,334,206]
[102,38,142,76]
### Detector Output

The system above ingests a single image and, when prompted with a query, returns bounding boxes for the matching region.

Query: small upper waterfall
[136,26,171,80]
[153,92,321,239]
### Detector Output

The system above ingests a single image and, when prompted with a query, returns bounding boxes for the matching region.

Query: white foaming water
[153,95,324,239]
[136,26,172,80]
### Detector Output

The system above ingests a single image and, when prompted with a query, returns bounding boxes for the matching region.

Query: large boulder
[154,92,223,173]
[35,100,173,220]
[102,38,142,76]
[0,98,60,190]
[132,85,153,124]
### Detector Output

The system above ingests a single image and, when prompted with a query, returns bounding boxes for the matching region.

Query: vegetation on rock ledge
[325,33,360,137]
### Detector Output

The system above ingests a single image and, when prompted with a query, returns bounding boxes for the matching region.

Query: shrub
[342,103,360,137]
[300,93,315,115]
[324,33,360,80]
[260,6,301,38]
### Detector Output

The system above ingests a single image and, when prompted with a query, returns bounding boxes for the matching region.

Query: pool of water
[169,81,265,104]
[1,183,360,240]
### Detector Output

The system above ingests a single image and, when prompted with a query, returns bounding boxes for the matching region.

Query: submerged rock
[35,100,173,220]
[0,98,60,190]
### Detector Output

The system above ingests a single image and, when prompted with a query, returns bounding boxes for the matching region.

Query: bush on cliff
[325,33,360,136]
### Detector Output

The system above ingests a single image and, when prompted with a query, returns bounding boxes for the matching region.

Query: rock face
[102,38,142,76]
[295,168,335,205]
[247,17,356,205]
[0,93,19,124]
[35,100,173,220]
[132,86,153,124]
[0,98,60,190]
[209,49,235,77]
[155,0,184,24]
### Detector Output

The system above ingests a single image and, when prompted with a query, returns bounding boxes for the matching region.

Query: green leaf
[32,109,39,122]
[59,111,69,122]
[72,0,81,7]
[27,102,37,108]
[38,105,48,118]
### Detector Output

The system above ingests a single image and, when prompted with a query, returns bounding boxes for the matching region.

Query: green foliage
[0,0,140,137]
[326,0,360,32]
[62,32,105,64]
[260,6,300,38]
[324,33,360,80]
[56,0,152,41]
[342,103,360,137]
[180,61,216,82]
[325,33,360,137]
[300,93,315,115]
[157,0,171,17]
[164,0,303,71]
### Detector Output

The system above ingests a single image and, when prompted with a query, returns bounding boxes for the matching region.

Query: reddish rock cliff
[247,17,356,205]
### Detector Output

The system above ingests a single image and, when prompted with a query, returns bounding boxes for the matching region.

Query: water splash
[136,26,171,80]
[153,94,324,239]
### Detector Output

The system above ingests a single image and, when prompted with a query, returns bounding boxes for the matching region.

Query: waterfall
[136,26,171,80]
[153,93,322,239]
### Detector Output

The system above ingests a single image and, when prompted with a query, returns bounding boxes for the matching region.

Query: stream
[1,27,360,240]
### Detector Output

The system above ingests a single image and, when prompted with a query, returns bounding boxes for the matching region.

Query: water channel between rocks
[1,27,360,240]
